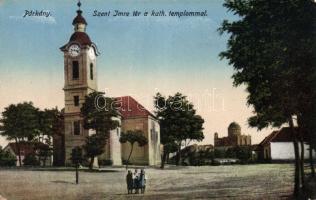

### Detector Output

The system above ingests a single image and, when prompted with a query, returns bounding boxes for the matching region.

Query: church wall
[147,117,161,166]
[64,115,88,165]
[121,117,149,165]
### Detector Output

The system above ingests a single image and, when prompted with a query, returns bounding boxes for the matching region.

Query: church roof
[69,32,92,45]
[114,96,156,119]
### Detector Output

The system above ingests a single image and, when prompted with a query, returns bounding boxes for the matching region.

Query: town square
[0,0,315,199]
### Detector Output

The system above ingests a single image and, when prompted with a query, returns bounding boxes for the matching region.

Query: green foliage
[83,133,107,160]
[119,130,148,147]
[35,143,53,167]
[214,148,226,158]
[0,102,39,141]
[70,146,83,166]
[219,0,316,132]
[81,92,120,134]
[81,92,120,169]
[154,92,205,166]
[0,146,17,167]
[23,154,40,166]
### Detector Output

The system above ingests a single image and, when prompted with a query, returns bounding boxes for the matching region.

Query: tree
[0,102,39,166]
[81,92,120,170]
[70,147,83,184]
[219,0,316,197]
[0,146,16,167]
[119,130,148,169]
[154,92,204,167]
[23,154,40,166]
[83,133,107,169]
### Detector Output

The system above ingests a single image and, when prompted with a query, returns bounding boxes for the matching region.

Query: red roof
[72,10,87,25]
[260,127,308,146]
[5,142,47,156]
[114,96,155,119]
[69,32,92,46]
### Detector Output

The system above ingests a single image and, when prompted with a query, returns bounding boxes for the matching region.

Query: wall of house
[271,142,316,160]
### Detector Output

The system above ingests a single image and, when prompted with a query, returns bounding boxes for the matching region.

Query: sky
[0,0,275,147]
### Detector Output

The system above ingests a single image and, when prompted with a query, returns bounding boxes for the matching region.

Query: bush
[23,154,40,166]
[98,159,113,166]
[0,149,17,167]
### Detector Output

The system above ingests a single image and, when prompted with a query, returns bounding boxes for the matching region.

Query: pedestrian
[133,169,139,194]
[126,170,133,194]
[139,169,147,194]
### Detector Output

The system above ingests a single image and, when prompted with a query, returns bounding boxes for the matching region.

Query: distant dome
[228,122,241,130]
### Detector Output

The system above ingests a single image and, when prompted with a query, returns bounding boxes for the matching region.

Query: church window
[72,61,79,79]
[74,96,79,106]
[73,121,80,135]
[90,63,93,80]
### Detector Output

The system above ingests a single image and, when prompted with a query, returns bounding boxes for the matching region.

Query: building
[258,127,316,162]
[4,142,51,166]
[54,2,161,166]
[214,122,251,149]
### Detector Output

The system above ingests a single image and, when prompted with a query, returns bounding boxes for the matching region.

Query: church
[53,2,161,166]
[214,122,251,149]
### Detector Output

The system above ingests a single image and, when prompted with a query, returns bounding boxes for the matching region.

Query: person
[139,169,147,194]
[126,170,133,194]
[133,169,139,194]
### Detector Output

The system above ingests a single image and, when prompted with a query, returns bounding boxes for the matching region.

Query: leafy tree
[0,146,16,167]
[35,143,52,167]
[154,92,204,167]
[83,133,107,169]
[119,130,148,169]
[0,102,39,166]
[23,154,40,166]
[81,92,120,170]
[219,0,316,196]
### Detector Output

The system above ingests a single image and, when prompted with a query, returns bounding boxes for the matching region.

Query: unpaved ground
[0,164,294,200]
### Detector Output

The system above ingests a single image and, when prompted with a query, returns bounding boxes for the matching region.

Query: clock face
[68,44,81,57]
[88,47,96,60]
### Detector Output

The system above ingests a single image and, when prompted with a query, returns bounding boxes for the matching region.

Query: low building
[4,142,51,166]
[258,127,316,162]
[214,122,251,149]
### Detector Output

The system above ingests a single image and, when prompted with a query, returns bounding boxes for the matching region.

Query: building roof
[114,96,156,119]
[4,142,47,156]
[259,127,308,146]
[69,32,92,46]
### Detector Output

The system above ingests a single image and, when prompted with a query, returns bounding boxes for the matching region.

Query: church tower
[60,1,99,164]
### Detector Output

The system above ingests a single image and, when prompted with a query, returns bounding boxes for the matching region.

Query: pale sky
[0,0,275,147]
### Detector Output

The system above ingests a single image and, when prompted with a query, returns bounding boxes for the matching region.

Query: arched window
[72,61,79,79]
[90,63,93,80]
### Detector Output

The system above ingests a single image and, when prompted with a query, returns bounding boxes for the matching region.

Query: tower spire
[77,0,81,11]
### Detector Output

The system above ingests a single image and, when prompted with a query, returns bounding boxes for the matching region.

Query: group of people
[126,168,147,194]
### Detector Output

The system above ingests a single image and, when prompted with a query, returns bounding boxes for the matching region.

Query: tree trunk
[309,146,315,177]
[300,139,305,191]
[75,163,79,184]
[15,138,22,167]
[160,151,168,169]
[126,144,134,170]
[175,144,181,166]
[89,156,95,170]
[289,117,301,197]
